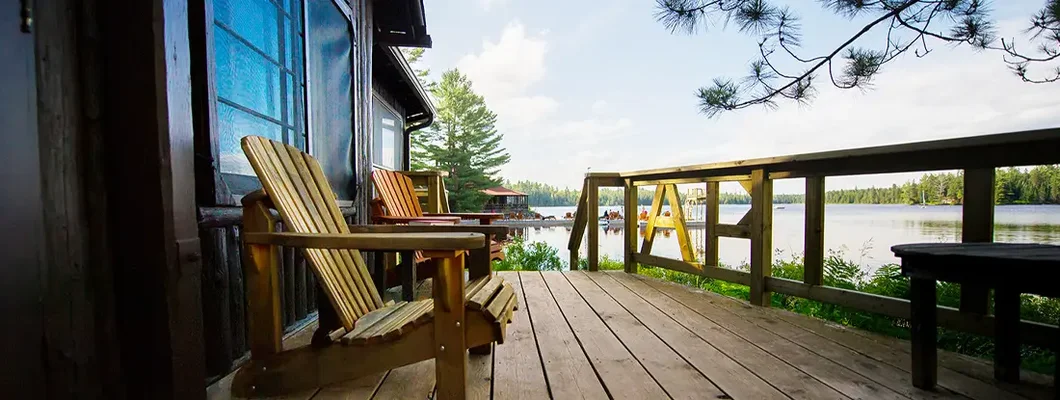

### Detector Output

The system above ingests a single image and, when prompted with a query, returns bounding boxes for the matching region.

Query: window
[372,97,404,170]
[307,0,357,200]
[213,0,306,193]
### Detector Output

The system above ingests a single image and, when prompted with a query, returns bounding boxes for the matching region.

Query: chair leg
[468,238,493,355]
[312,283,342,347]
[910,277,937,390]
[433,254,467,400]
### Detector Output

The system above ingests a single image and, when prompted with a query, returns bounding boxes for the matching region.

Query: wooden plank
[243,232,485,251]
[540,272,668,398]
[242,201,284,358]
[716,281,966,399]
[567,179,589,269]
[663,184,695,263]
[295,249,308,321]
[750,302,1041,400]
[632,252,751,286]
[960,168,995,314]
[467,276,502,310]
[517,272,608,399]
[618,127,1060,181]
[640,185,666,254]
[371,360,436,399]
[432,255,467,400]
[630,274,909,399]
[492,272,549,400]
[284,245,297,326]
[804,176,825,286]
[623,180,637,273]
[634,174,752,186]
[202,227,234,375]
[312,372,387,400]
[586,178,599,271]
[484,284,514,322]
[566,272,730,399]
[713,223,750,239]
[606,272,847,400]
[466,350,492,400]
[749,168,773,306]
[994,288,1021,382]
[704,182,719,267]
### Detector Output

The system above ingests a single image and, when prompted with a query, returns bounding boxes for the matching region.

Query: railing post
[804,176,825,286]
[426,174,441,213]
[587,177,600,271]
[960,168,995,314]
[624,179,637,273]
[749,169,773,307]
[705,182,720,267]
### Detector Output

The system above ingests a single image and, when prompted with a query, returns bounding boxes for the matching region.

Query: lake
[507,204,1060,273]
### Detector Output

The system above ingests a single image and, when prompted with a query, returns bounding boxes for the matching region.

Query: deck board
[492,272,550,400]
[564,271,728,399]
[540,271,669,399]
[207,271,1055,400]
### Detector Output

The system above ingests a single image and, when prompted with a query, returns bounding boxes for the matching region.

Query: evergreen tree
[412,70,511,212]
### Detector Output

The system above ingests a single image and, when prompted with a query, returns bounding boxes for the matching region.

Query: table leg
[994,288,1021,383]
[910,277,938,389]
[398,251,415,302]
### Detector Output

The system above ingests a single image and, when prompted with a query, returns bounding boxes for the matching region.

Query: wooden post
[994,287,1021,382]
[624,179,637,273]
[243,201,283,358]
[640,185,666,255]
[587,177,600,271]
[432,253,468,400]
[910,276,938,389]
[749,169,773,307]
[568,179,589,270]
[960,168,994,314]
[468,234,493,355]
[664,184,695,263]
[705,182,720,267]
[398,251,416,302]
[804,176,825,286]
[427,174,441,213]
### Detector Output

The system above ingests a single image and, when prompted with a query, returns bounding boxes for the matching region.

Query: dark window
[213,0,306,194]
[307,0,356,200]
[372,97,403,170]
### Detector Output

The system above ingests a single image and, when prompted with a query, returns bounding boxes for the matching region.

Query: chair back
[241,136,383,331]
[371,170,426,218]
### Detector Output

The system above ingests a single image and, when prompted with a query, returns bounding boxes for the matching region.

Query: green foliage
[492,236,563,272]
[411,70,511,212]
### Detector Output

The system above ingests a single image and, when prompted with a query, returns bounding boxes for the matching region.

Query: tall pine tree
[412,70,511,212]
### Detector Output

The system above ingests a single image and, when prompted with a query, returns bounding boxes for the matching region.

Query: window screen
[372,98,404,170]
[307,0,356,200]
[213,0,306,192]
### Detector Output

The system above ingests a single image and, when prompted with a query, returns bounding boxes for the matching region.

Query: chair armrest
[374,215,461,224]
[242,232,485,251]
[348,224,508,240]
[425,212,504,225]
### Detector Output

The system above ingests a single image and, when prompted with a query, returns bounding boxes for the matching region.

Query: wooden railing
[569,127,1060,348]
[403,170,450,213]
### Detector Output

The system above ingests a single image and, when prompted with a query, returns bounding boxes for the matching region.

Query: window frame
[370,93,405,171]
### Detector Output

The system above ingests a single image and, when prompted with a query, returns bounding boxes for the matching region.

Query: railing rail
[569,127,1060,348]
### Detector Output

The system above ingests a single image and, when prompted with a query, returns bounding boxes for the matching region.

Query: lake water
[508,204,1060,273]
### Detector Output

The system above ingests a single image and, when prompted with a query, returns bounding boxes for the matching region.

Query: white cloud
[458,21,549,101]
[591,100,609,115]
[479,0,507,11]
[492,95,559,127]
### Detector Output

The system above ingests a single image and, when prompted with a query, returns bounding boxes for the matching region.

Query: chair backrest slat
[241,136,383,331]
[372,170,425,218]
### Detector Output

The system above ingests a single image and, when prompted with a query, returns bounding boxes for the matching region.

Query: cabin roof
[482,186,527,196]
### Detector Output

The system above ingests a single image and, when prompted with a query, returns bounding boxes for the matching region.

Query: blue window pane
[214,0,280,56]
[286,73,297,123]
[288,0,302,27]
[217,102,283,175]
[214,29,282,119]
[284,18,293,69]
[308,0,355,199]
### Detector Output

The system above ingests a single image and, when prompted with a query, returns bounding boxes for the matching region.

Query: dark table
[891,243,1060,392]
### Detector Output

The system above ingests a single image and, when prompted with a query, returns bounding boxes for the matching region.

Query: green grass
[493,239,1058,375]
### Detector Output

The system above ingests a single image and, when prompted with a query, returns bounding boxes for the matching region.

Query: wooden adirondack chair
[233,136,517,398]
[370,170,507,292]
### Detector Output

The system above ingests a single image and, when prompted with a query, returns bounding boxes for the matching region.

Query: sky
[415,0,1060,194]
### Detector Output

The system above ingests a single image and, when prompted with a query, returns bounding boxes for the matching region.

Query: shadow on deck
[209,271,1056,400]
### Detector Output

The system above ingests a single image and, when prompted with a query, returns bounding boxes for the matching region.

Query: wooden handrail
[570,127,1060,348]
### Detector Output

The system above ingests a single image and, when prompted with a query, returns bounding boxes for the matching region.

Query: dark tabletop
[891,243,1060,296]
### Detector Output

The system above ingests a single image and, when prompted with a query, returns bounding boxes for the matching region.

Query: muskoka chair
[232,136,517,399]
[370,170,507,296]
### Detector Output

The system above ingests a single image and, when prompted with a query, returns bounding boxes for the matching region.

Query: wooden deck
[209,271,1056,400]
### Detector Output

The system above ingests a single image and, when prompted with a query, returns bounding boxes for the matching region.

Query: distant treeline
[509,165,1060,207]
